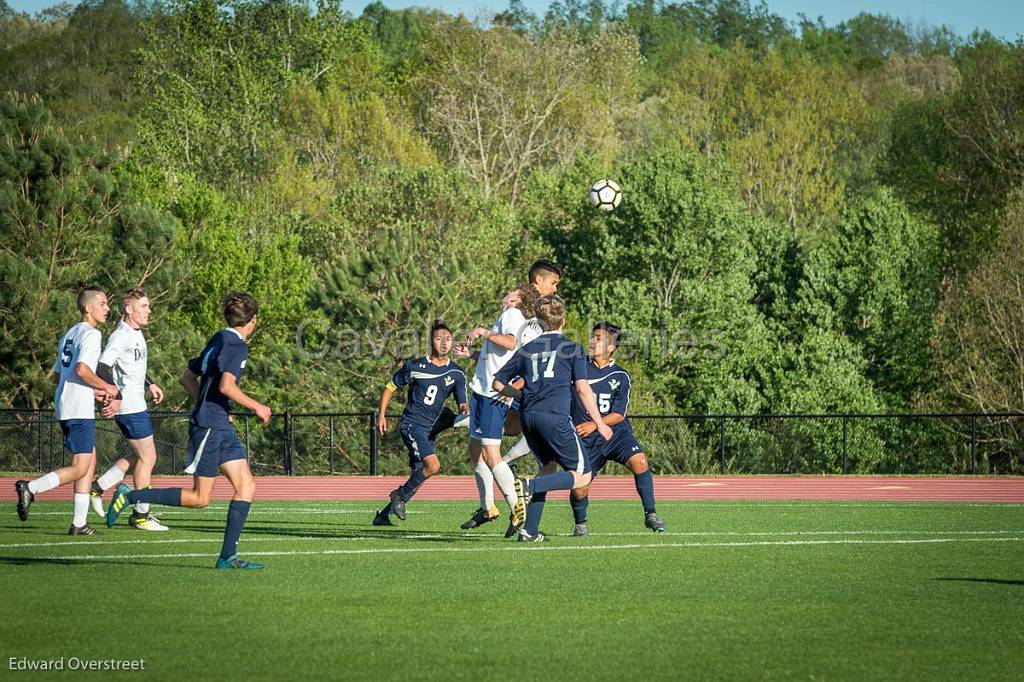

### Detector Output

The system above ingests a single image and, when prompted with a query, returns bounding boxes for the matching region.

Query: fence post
[244,417,250,458]
[328,416,335,475]
[284,411,293,475]
[970,415,978,475]
[369,413,378,476]
[718,417,726,474]
[842,416,849,475]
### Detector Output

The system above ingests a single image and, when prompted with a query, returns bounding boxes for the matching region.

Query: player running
[454,259,560,534]
[372,321,468,526]
[89,288,168,531]
[566,322,666,536]
[492,295,613,542]
[106,293,271,569]
[15,288,120,535]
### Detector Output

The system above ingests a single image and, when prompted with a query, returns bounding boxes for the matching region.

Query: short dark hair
[77,287,105,313]
[593,321,622,348]
[529,259,562,283]
[223,292,259,327]
[431,319,452,335]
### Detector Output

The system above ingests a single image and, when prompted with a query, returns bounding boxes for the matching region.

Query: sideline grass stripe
[32,534,1024,561]
[5,528,1024,550]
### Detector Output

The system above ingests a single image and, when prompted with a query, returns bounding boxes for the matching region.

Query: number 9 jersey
[389,357,467,429]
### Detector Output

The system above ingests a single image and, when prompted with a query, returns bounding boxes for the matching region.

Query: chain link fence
[1,409,1021,476]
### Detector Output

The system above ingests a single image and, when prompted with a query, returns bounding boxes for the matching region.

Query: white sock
[96,465,126,491]
[27,471,60,495]
[491,461,518,510]
[503,435,531,464]
[134,501,150,515]
[72,493,89,527]
[474,460,495,510]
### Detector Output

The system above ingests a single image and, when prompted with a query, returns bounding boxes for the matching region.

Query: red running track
[1,476,1022,503]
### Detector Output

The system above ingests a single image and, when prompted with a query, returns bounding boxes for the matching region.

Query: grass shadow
[934,577,1024,586]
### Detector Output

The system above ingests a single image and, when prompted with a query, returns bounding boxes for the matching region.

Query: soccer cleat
[452,413,470,429]
[517,530,547,543]
[460,506,500,529]
[515,476,532,507]
[90,480,105,517]
[504,515,524,538]
[68,524,100,536]
[372,509,394,526]
[389,490,406,521]
[129,513,169,531]
[572,522,589,537]
[645,512,667,533]
[511,479,527,528]
[106,482,133,528]
[215,555,265,569]
[15,480,33,521]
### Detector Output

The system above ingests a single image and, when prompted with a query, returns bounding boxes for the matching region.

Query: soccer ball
[589,179,622,211]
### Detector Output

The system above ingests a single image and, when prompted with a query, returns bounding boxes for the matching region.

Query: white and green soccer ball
[589,179,622,211]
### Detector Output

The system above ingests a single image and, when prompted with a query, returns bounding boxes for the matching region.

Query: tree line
[1,0,1021,470]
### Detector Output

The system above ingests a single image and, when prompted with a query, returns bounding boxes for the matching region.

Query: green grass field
[2,499,1022,680]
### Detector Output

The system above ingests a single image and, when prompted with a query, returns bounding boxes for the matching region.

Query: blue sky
[6,0,1024,40]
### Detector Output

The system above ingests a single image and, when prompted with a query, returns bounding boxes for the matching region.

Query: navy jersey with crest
[493,332,589,417]
[571,359,632,430]
[390,357,467,429]
[187,329,249,429]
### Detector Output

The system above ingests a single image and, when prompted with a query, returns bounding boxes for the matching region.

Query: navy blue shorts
[583,426,644,475]
[60,419,96,455]
[183,424,247,477]
[400,421,437,467]
[522,412,591,475]
[114,411,154,440]
[469,394,511,445]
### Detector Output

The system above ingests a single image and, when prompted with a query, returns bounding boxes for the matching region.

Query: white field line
[28,535,1024,561]
[3,528,1024,550]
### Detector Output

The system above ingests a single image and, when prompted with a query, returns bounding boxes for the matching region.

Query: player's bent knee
[629,454,650,474]
[423,457,440,477]
[572,485,590,499]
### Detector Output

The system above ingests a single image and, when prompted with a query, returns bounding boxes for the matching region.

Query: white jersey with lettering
[470,308,543,398]
[98,320,149,415]
[52,322,102,421]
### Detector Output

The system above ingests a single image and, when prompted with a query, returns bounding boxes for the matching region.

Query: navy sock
[128,487,181,506]
[570,493,589,524]
[398,464,428,501]
[528,470,574,495]
[634,470,656,514]
[220,500,251,561]
[524,492,546,536]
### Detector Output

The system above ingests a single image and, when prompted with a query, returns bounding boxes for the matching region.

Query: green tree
[0,93,176,408]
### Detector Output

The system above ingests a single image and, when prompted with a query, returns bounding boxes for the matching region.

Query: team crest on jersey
[444,376,455,386]
[609,379,621,391]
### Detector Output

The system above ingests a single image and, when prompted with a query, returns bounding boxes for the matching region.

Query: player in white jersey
[453,260,560,536]
[15,288,120,535]
[89,288,168,531]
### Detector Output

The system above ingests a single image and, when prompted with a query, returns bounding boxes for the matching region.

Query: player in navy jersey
[567,322,665,535]
[453,262,557,534]
[106,293,272,569]
[373,321,468,526]
[492,295,612,542]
